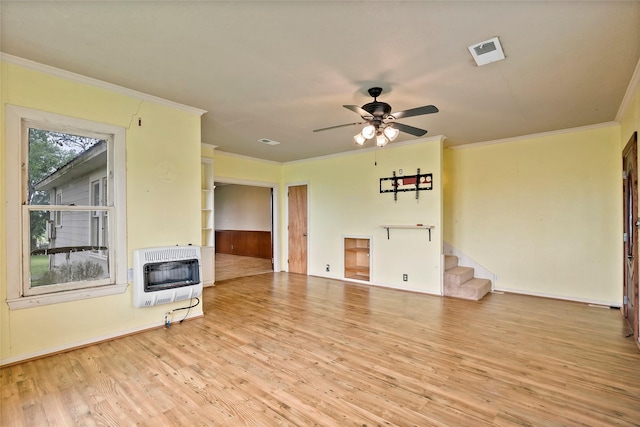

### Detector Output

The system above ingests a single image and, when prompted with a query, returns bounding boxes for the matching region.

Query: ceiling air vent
[468,36,505,66]
[258,138,281,146]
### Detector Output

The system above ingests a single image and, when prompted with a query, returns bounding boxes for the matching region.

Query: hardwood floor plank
[2,272,640,426]
[0,384,27,426]
[215,253,272,282]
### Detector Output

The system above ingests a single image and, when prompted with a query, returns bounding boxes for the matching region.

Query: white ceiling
[2,1,639,162]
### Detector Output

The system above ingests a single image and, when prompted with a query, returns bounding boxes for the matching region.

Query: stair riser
[444,255,458,270]
[444,285,490,300]
[444,278,491,301]
[442,256,491,301]
[444,267,474,287]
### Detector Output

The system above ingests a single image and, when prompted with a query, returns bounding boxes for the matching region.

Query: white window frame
[89,174,108,259]
[5,105,128,309]
[54,191,63,227]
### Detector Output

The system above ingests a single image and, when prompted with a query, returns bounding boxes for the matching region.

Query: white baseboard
[493,287,620,308]
[0,312,203,367]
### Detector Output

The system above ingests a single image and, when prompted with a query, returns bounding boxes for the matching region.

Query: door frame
[622,131,639,344]
[285,181,309,274]
[213,177,281,272]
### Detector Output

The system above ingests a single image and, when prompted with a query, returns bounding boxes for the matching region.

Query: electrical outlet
[326,264,330,272]
[402,274,408,281]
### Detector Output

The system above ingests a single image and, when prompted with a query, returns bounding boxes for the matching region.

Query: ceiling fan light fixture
[383,126,399,141]
[376,133,389,147]
[362,124,376,139]
[354,133,366,145]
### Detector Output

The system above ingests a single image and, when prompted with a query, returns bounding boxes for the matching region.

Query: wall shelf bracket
[380,224,435,241]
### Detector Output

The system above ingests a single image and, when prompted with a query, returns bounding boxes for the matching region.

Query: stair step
[444,266,474,287]
[444,255,458,270]
[444,278,492,301]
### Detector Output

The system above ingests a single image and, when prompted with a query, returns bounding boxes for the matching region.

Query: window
[5,105,127,309]
[54,191,63,226]
[90,177,108,257]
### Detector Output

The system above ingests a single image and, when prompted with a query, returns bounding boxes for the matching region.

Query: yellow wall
[211,151,281,184]
[283,138,444,293]
[618,79,639,337]
[1,60,204,363]
[444,125,622,304]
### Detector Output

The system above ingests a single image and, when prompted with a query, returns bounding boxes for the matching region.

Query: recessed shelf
[344,237,370,282]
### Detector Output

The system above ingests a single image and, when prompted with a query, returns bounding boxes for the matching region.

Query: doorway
[623,131,639,343]
[214,180,279,282]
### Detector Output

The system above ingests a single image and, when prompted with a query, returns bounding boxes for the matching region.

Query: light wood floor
[215,253,272,282]
[2,273,640,426]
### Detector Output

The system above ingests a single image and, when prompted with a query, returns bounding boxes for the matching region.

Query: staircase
[444,255,491,301]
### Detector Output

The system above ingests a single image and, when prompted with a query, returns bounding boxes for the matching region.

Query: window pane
[29,210,110,288]
[28,128,106,206]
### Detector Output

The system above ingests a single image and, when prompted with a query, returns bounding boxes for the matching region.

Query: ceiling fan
[313,87,439,146]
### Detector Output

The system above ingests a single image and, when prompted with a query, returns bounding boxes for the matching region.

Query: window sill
[6,283,128,310]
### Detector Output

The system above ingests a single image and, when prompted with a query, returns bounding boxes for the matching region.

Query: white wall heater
[132,245,203,308]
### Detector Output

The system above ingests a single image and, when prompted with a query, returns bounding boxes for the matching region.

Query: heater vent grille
[142,246,199,263]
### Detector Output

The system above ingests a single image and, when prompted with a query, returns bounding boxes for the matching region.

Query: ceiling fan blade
[390,122,428,137]
[390,105,439,120]
[313,122,364,132]
[343,105,374,120]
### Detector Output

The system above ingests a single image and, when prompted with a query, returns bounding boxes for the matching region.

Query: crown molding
[284,134,447,166]
[215,150,283,165]
[447,122,619,150]
[616,57,640,123]
[1,52,207,116]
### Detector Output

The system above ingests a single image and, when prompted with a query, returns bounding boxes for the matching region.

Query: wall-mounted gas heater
[132,245,203,308]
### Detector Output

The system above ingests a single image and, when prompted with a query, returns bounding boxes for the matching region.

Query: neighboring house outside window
[4,105,127,309]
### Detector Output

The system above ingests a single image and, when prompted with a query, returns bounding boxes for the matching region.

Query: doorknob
[303,233,308,237]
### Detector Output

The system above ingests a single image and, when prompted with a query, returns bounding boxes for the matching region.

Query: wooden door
[623,132,639,342]
[288,184,308,274]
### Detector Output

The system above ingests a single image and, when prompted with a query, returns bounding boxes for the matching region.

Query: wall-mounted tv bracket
[379,168,432,201]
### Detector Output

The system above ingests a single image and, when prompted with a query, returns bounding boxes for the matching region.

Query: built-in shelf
[344,237,371,282]
[201,158,215,286]
[380,224,435,241]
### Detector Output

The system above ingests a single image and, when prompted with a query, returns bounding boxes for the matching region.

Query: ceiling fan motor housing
[362,101,392,120]
[363,87,391,121]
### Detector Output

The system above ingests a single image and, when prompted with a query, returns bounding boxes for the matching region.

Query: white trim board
[284,135,447,166]
[446,121,618,151]
[616,56,640,122]
[1,53,207,116]
[0,313,203,367]
[215,176,281,273]
[493,287,620,308]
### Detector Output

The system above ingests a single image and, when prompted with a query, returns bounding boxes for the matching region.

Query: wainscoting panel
[215,230,272,259]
